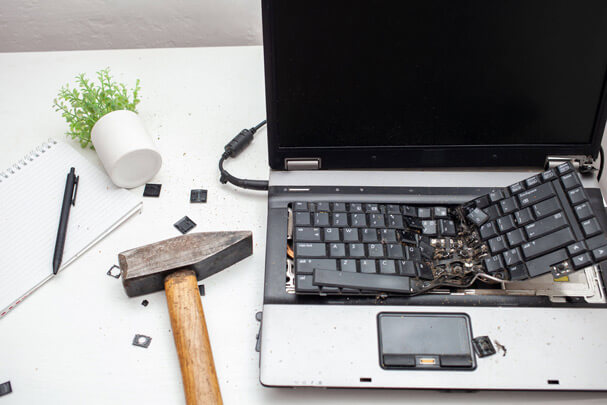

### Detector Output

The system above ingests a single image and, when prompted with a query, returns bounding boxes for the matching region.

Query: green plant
[53,68,141,148]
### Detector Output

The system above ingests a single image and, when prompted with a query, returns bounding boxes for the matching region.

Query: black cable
[599,146,605,181]
[218,119,269,191]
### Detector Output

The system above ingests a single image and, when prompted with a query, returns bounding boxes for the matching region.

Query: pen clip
[72,175,79,206]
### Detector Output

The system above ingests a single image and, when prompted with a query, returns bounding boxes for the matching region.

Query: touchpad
[378,313,475,370]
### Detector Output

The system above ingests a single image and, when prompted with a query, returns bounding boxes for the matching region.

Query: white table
[1,46,606,404]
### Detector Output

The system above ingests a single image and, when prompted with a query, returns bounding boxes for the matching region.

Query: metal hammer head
[118,231,253,297]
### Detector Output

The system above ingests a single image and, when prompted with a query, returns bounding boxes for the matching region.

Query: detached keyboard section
[463,162,607,281]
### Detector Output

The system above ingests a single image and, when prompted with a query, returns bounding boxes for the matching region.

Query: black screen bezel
[261,0,607,170]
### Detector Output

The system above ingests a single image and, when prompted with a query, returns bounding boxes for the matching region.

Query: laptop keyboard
[288,162,607,295]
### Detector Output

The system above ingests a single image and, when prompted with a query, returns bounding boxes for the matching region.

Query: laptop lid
[262,0,607,170]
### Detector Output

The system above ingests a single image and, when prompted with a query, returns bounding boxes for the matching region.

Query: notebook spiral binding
[0,139,57,182]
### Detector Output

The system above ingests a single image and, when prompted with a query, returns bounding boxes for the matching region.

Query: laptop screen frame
[261,0,607,170]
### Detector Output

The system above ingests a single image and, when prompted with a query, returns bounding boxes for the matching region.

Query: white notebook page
[0,140,142,316]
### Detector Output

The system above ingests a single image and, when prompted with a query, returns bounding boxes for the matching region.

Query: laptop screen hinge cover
[545,155,595,173]
[285,158,321,171]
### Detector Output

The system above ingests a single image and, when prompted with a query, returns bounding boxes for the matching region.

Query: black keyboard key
[360,259,377,273]
[574,202,593,221]
[362,228,378,242]
[467,208,489,226]
[525,176,540,188]
[506,228,526,247]
[514,207,534,226]
[349,203,363,212]
[417,207,431,218]
[387,243,405,258]
[315,202,331,212]
[503,247,523,266]
[587,234,607,250]
[524,212,567,240]
[541,169,556,182]
[518,182,555,208]
[293,202,308,211]
[557,162,574,175]
[295,212,311,226]
[343,227,359,242]
[508,263,529,280]
[333,202,347,212]
[402,205,417,217]
[406,246,422,261]
[399,231,418,245]
[488,236,508,254]
[525,249,569,277]
[581,217,602,237]
[568,187,587,205]
[351,213,367,227]
[474,195,490,209]
[379,260,397,274]
[509,182,525,194]
[380,229,397,242]
[419,240,434,259]
[387,214,404,228]
[369,213,386,227]
[313,269,411,293]
[332,212,349,227]
[329,243,346,257]
[496,215,516,233]
[368,243,384,257]
[484,205,501,221]
[592,246,607,261]
[567,241,587,256]
[432,207,446,218]
[340,259,357,272]
[295,227,322,241]
[422,220,437,235]
[572,252,592,269]
[489,189,505,203]
[295,274,319,293]
[398,260,418,277]
[500,197,519,214]
[479,221,498,240]
[365,203,380,213]
[324,227,340,242]
[484,255,506,273]
[414,262,432,280]
[386,204,401,214]
[561,173,581,190]
[521,228,575,260]
[532,197,561,219]
[296,258,337,274]
[348,243,365,257]
[439,219,456,236]
[314,212,330,226]
[297,243,326,257]
[405,217,424,231]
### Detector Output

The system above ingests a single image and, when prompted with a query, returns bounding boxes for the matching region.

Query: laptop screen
[263,0,607,168]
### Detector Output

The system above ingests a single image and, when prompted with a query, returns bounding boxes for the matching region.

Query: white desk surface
[1,46,607,404]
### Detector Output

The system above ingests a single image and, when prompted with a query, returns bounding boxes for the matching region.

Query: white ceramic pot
[91,110,162,188]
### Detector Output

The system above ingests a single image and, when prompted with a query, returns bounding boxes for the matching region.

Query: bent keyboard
[287,162,607,295]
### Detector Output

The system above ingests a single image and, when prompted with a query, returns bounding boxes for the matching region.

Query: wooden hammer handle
[165,270,223,405]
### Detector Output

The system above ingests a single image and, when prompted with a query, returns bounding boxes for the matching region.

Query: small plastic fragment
[106,265,121,278]
[132,334,152,348]
[472,336,496,358]
[190,189,208,203]
[0,381,12,397]
[174,216,196,234]
[141,299,149,307]
[198,284,205,296]
[143,183,162,197]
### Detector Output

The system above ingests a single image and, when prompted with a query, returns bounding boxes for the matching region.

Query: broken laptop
[259,0,607,390]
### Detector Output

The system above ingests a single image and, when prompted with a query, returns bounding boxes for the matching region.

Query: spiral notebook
[0,139,142,317]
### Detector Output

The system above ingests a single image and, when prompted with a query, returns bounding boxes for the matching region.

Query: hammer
[118,231,252,405]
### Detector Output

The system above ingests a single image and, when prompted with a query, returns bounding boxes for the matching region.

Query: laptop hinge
[285,158,321,171]
[545,155,595,174]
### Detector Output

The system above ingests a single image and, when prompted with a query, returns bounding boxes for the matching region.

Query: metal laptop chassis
[260,169,607,390]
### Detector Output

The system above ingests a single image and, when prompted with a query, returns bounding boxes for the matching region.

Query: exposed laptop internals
[258,0,607,390]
